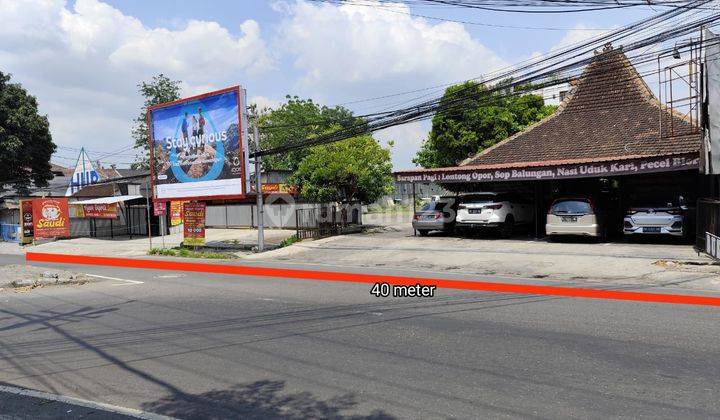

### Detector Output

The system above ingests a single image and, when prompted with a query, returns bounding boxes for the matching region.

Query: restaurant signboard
[395,154,700,184]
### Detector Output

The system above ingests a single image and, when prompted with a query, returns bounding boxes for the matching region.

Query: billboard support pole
[160,214,166,249]
[146,179,153,251]
[253,114,265,252]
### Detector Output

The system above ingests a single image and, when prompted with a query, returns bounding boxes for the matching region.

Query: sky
[0,0,661,170]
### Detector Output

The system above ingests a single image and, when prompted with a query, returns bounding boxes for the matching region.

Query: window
[551,199,592,214]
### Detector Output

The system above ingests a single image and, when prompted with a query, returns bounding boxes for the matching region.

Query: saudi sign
[65,148,101,196]
[148,86,249,201]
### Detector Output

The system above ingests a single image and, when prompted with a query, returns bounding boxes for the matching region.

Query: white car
[545,197,602,238]
[455,192,533,238]
[623,200,684,237]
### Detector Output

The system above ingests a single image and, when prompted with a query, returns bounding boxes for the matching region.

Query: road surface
[0,253,719,419]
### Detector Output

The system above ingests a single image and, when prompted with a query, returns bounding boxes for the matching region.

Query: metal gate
[296,203,361,240]
[696,198,720,258]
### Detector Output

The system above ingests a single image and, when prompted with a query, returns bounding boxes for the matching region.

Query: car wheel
[418,230,429,237]
[499,216,514,239]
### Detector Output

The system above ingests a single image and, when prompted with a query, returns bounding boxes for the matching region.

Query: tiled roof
[461,47,700,167]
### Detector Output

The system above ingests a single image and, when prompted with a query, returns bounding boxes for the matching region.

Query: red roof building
[395,47,701,185]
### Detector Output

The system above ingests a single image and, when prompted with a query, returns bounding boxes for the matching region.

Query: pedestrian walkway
[0,228,295,258]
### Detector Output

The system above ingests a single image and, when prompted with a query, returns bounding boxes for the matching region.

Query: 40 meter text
[370,282,436,298]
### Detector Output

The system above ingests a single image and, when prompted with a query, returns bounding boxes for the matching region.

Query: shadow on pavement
[140,379,395,420]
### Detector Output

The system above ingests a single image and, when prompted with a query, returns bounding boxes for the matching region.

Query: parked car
[546,197,603,239]
[623,198,685,237]
[412,197,458,236]
[455,192,533,238]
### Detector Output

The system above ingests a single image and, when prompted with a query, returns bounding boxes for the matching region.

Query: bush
[279,235,300,248]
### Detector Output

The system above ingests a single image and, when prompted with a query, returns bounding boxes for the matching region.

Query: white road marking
[86,274,144,286]
[154,274,186,279]
[0,384,174,420]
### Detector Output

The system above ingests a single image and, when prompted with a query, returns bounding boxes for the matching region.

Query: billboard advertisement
[170,201,186,226]
[183,201,206,246]
[32,198,71,238]
[65,148,101,196]
[20,199,34,244]
[149,86,247,201]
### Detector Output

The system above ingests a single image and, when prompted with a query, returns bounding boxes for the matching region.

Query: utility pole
[253,114,265,252]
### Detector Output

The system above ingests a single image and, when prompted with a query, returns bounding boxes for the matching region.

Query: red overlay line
[26,252,720,307]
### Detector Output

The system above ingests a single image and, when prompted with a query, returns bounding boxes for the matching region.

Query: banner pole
[146,179,153,251]
[160,213,165,249]
[253,114,265,252]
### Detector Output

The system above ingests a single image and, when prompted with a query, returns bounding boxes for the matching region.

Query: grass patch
[279,235,300,248]
[148,247,234,259]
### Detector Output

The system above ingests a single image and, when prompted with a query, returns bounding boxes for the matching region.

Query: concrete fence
[205,203,326,229]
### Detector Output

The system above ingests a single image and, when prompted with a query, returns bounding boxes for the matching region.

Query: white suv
[455,192,533,237]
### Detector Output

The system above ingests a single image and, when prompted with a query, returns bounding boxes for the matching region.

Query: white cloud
[552,23,612,51]
[375,121,430,169]
[249,95,281,111]
[274,0,508,168]
[276,0,507,99]
[0,0,273,165]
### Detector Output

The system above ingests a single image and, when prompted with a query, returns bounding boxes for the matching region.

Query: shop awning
[71,195,144,205]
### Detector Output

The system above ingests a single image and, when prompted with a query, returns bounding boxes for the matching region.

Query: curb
[0,384,175,420]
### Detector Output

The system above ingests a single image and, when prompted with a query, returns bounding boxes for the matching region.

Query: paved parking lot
[250,211,720,291]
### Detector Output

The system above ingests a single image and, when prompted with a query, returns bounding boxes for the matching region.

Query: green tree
[131,74,181,170]
[288,135,393,203]
[413,81,557,168]
[0,72,55,194]
[257,96,358,171]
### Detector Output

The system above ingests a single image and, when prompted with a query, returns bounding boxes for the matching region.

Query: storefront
[394,47,706,238]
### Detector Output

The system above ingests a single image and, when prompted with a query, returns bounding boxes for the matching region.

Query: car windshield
[462,194,498,204]
[551,199,592,214]
[631,200,676,209]
[420,201,451,212]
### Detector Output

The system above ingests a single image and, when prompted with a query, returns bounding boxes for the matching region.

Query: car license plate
[561,216,577,222]
[643,227,661,233]
[469,209,482,214]
[424,215,436,220]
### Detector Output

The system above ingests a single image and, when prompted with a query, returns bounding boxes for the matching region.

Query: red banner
[153,201,167,216]
[83,203,118,219]
[20,199,34,243]
[32,198,71,238]
[183,202,206,246]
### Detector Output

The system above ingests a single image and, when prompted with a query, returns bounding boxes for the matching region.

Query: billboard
[65,148,101,196]
[32,198,71,238]
[148,86,248,201]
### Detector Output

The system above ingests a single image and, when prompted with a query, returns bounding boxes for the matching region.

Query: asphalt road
[0,253,719,419]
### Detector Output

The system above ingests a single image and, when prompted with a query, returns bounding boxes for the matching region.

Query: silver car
[623,201,684,237]
[412,198,457,236]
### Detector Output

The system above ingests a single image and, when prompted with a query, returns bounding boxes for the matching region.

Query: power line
[252,1,717,158]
